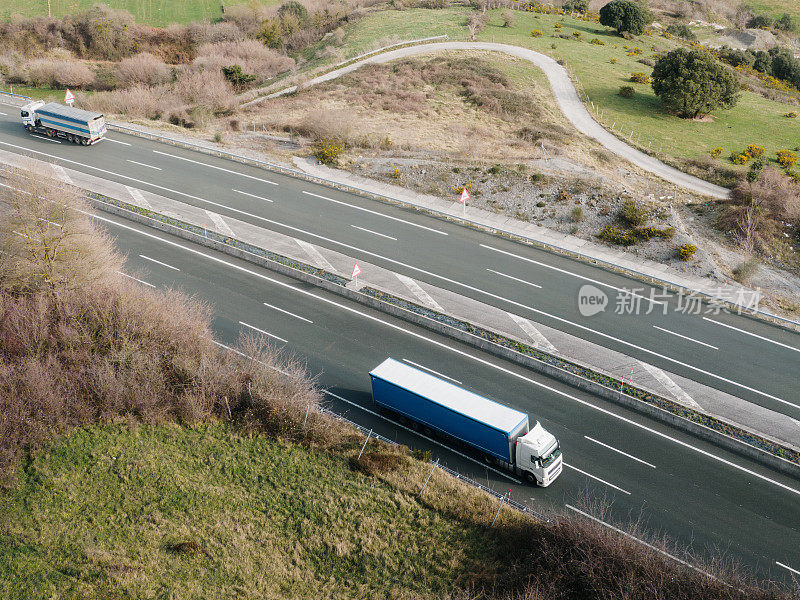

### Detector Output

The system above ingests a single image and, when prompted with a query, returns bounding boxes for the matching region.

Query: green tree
[221,64,256,90]
[651,48,739,118]
[599,0,652,35]
[562,0,589,13]
[277,1,308,22]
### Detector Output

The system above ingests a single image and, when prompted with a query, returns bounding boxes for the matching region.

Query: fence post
[357,429,372,460]
[419,458,439,496]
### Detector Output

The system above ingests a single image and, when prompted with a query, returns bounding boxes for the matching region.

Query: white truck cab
[20,100,45,129]
[515,422,562,487]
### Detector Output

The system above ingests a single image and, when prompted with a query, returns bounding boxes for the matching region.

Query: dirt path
[251,41,730,199]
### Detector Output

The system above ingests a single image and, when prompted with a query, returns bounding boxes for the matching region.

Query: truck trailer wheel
[80,137,88,145]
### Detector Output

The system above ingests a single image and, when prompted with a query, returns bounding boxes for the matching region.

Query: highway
[0,113,797,422]
[95,207,800,586]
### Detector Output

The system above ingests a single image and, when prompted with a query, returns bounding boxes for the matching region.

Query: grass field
[743,0,800,21]
[0,423,506,600]
[0,0,281,27]
[326,7,799,175]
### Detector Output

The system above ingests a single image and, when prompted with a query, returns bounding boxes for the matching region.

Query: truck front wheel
[524,471,539,486]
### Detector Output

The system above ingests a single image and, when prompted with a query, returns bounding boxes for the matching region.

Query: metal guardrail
[105,122,800,333]
[0,90,31,102]
[334,34,449,68]
[317,404,549,523]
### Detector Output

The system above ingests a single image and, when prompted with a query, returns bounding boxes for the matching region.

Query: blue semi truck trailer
[370,358,562,486]
[20,101,106,145]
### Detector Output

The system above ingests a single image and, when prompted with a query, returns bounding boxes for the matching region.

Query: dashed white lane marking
[239,321,288,343]
[487,268,542,289]
[52,164,72,184]
[507,313,557,353]
[295,238,337,273]
[653,326,718,350]
[205,210,235,236]
[233,188,273,203]
[33,135,62,143]
[138,254,180,271]
[263,301,313,324]
[584,436,656,468]
[125,186,152,210]
[396,273,444,312]
[325,390,521,483]
[5,140,786,407]
[37,218,62,228]
[481,243,665,305]
[0,112,7,116]
[351,225,397,241]
[117,271,155,288]
[88,213,800,497]
[153,150,278,185]
[563,463,630,495]
[776,561,800,576]
[105,138,131,146]
[565,505,717,580]
[126,159,161,170]
[702,317,800,354]
[637,361,702,410]
[302,190,447,236]
[402,359,462,384]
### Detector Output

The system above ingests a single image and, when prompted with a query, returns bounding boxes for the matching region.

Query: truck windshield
[21,111,28,117]
[541,444,561,469]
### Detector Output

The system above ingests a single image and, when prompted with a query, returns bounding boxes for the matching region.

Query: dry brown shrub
[25,59,94,89]
[295,108,356,144]
[173,68,236,114]
[81,85,171,119]
[194,39,294,82]
[115,52,172,88]
[188,20,245,45]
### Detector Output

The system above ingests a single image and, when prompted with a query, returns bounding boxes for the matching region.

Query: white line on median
[564,463,630,494]
[584,436,656,468]
[480,243,665,304]
[117,270,155,288]
[351,225,397,241]
[653,326,718,350]
[233,188,274,203]
[565,505,717,580]
[776,561,800,576]
[703,317,800,354]
[302,190,447,236]
[486,268,542,289]
[139,254,180,271]
[402,359,462,384]
[263,302,313,323]
[153,150,279,185]
[239,321,288,343]
[87,214,800,497]
[325,390,520,483]
[2,131,787,407]
[127,159,161,170]
[106,138,131,146]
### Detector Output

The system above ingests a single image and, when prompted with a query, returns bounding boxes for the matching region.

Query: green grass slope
[0,423,502,600]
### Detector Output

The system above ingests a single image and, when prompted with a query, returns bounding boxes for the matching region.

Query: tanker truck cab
[516,422,562,487]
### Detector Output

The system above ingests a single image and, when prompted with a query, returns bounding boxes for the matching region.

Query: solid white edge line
[486,268,542,289]
[351,224,397,241]
[4,138,788,405]
[480,243,666,304]
[402,359,462,384]
[127,159,162,170]
[86,211,800,498]
[703,317,800,354]
[238,321,288,344]
[233,188,274,203]
[584,436,656,468]
[652,326,719,350]
[565,504,718,581]
[563,463,631,495]
[138,254,180,271]
[775,561,800,576]
[302,190,447,236]
[153,150,278,185]
[263,301,313,323]
[105,138,131,146]
[117,271,156,288]
[324,390,521,483]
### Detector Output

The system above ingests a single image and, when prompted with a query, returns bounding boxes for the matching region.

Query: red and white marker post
[458,187,470,217]
[351,262,362,287]
[64,89,75,106]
